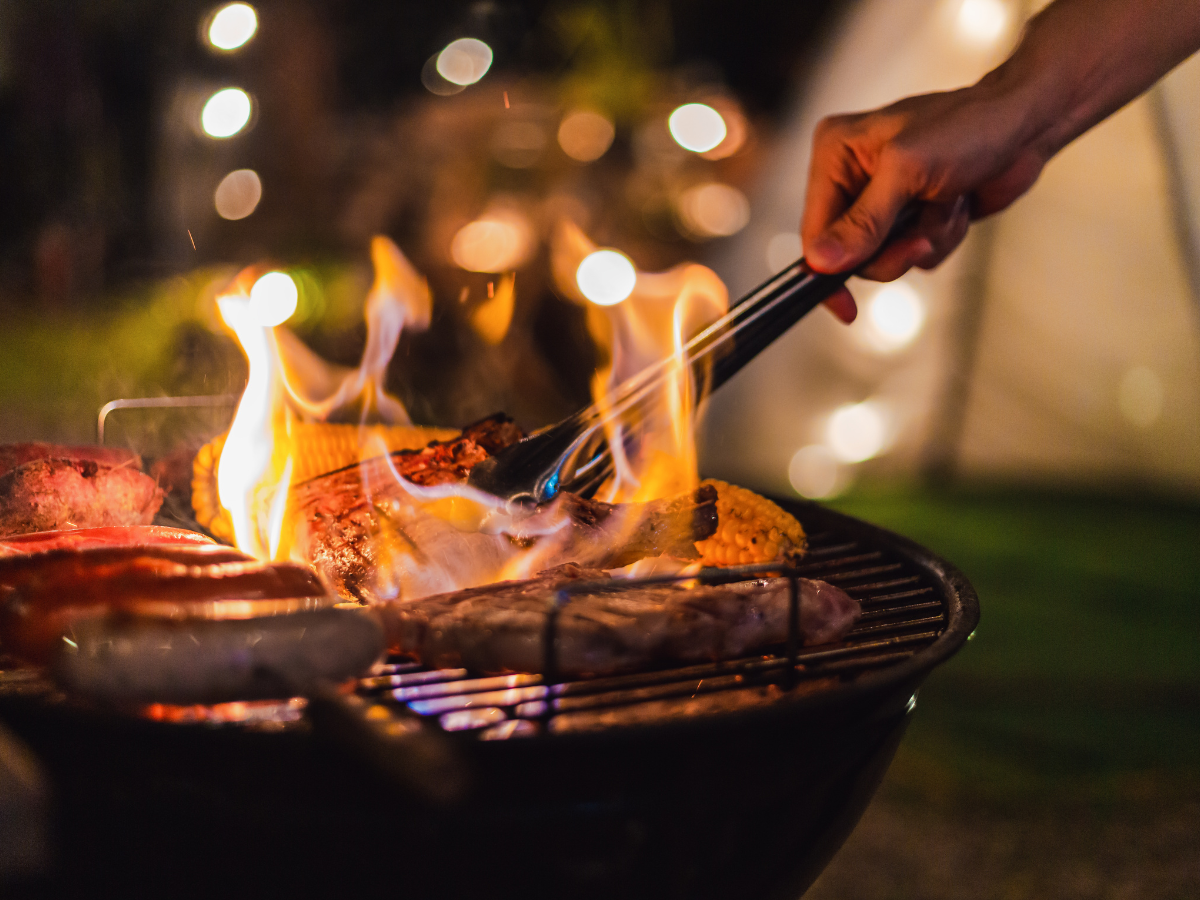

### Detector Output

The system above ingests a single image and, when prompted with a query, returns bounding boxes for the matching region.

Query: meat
[0,443,141,477]
[0,545,324,664]
[0,525,217,557]
[376,563,860,677]
[289,412,718,602]
[0,457,163,536]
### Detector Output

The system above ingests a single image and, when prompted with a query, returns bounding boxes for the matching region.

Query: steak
[0,457,163,537]
[376,563,860,676]
[0,443,141,478]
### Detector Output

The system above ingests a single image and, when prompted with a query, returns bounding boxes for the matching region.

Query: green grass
[829,486,1200,807]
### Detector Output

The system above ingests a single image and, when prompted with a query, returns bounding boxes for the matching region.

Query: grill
[0,496,977,900]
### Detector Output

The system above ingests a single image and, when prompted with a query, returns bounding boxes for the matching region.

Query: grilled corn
[694,479,806,567]
[191,423,459,540]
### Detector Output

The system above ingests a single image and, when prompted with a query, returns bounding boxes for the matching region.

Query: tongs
[468,209,918,505]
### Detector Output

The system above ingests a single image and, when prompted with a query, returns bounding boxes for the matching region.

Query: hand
[803,85,1049,322]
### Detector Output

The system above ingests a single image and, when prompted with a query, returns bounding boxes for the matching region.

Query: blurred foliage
[830,487,1200,809]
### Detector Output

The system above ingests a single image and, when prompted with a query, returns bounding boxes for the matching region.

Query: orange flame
[215,236,431,559]
[550,220,728,503]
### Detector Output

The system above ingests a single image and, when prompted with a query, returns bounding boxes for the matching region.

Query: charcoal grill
[0,496,977,900]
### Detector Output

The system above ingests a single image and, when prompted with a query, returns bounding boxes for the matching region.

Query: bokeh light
[766,232,801,272]
[491,121,547,168]
[788,445,844,499]
[576,250,637,306]
[676,182,750,238]
[436,38,493,86]
[667,103,727,153]
[1118,365,1164,428]
[826,401,888,463]
[249,271,298,326]
[201,87,252,138]
[956,0,1009,45]
[450,211,534,273]
[207,3,258,51]
[865,282,925,351]
[557,110,615,162]
[214,169,262,220]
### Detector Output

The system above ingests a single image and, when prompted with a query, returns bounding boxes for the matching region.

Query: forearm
[986,0,1200,159]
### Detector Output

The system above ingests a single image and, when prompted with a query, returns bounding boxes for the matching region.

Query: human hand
[803,85,1049,322]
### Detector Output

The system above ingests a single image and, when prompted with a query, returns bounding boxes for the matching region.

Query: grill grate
[351,523,947,739]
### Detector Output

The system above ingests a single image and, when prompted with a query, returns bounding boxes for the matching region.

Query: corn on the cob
[191,423,460,539]
[694,479,807,567]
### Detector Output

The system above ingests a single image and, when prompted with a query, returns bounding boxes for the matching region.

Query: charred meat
[0,456,163,536]
[376,563,860,676]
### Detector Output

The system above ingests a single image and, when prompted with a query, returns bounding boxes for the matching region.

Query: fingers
[858,196,970,280]
[806,166,912,275]
[822,286,858,324]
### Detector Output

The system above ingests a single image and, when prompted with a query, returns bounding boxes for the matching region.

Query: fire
[212,224,729,593]
[214,236,431,559]
[550,220,728,503]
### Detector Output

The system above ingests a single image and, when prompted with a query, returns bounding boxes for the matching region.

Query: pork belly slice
[377,563,860,677]
[0,525,216,557]
[0,458,163,537]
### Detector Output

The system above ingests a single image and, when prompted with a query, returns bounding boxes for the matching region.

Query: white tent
[702,0,1200,499]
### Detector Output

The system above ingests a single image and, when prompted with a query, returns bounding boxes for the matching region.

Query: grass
[828,485,1200,808]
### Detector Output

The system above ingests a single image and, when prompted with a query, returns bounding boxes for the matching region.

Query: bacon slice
[0,525,217,558]
[377,563,860,677]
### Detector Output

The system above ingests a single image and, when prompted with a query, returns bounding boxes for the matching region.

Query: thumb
[806,175,910,274]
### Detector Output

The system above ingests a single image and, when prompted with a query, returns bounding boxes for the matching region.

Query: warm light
[491,121,547,168]
[865,282,925,350]
[668,103,726,153]
[557,109,615,162]
[1118,365,1164,428]
[201,87,252,138]
[450,211,534,273]
[788,445,843,499]
[676,182,750,238]
[576,250,637,306]
[765,232,801,271]
[826,401,888,463]
[956,0,1009,44]
[207,3,258,51]
[249,272,298,326]
[436,38,493,86]
[214,168,262,220]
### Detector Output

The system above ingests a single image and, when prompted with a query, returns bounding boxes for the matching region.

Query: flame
[215,236,431,559]
[550,220,728,503]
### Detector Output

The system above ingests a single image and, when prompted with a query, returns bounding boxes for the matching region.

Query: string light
[826,401,888,463]
[201,87,252,138]
[956,0,1009,45]
[436,38,493,86]
[249,272,298,326]
[207,3,258,51]
[450,211,534,273]
[668,103,726,153]
[576,250,637,306]
[864,282,925,351]
[558,109,615,162]
[676,182,750,238]
[214,169,262,220]
[788,445,843,499]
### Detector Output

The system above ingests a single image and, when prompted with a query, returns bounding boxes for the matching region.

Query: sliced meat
[377,563,860,676]
[0,546,323,664]
[0,458,163,537]
[0,443,141,477]
[0,525,217,558]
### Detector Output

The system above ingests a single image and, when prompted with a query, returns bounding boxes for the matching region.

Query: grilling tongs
[468,207,918,505]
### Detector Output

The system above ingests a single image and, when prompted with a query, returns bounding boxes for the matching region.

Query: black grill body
[0,498,978,900]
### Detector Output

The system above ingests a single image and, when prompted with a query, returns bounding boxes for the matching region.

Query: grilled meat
[0,525,217,557]
[0,545,321,664]
[0,443,141,477]
[290,412,717,602]
[0,457,163,536]
[376,563,860,676]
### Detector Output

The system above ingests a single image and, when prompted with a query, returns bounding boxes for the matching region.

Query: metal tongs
[468,208,919,505]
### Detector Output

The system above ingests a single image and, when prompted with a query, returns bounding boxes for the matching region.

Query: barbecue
[0,206,975,900]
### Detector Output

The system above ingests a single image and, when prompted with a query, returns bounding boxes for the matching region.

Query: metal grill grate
[351,521,947,739]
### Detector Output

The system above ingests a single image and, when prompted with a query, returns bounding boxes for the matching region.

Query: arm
[802,0,1200,321]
